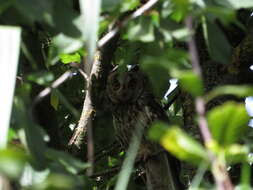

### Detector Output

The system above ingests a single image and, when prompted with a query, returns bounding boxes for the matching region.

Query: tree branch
[185,16,233,190]
[68,0,160,154]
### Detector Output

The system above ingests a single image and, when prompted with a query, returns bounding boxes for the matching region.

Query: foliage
[1,0,253,190]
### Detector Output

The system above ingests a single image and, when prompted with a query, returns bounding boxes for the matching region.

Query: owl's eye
[112,79,121,90]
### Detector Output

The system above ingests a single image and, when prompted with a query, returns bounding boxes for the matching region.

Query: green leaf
[102,0,121,11]
[8,128,18,141]
[120,0,140,12]
[204,6,237,26]
[46,149,90,174]
[141,58,169,99]
[224,144,249,164]
[170,0,191,22]
[50,90,59,110]
[213,0,253,9]
[235,184,252,190]
[0,148,28,179]
[207,102,250,146]
[205,19,232,64]
[205,85,253,102]
[14,0,53,22]
[51,33,84,54]
[0,0,14,14]
[160,126,209,165]
[174,70,203,97]
[51,0,81,38]
[48,33,84,65]
[13,96,48,170]
[59,52,81,64]
[148,122,168,141]
[27,71,54,86]
[125,16,155,42]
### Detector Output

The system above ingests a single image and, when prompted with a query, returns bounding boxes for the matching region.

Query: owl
[106,66,179,190]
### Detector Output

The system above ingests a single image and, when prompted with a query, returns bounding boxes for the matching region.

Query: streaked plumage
[106,67,178,190]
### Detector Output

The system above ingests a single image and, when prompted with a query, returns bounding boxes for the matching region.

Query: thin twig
[33,70,73,105]
[185,16,212,144]
[78,68,89,81]
[185,16,233,190]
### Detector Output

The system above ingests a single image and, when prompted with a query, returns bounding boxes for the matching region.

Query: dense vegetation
[1,0,253,189]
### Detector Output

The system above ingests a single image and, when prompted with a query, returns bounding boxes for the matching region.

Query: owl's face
[107,70,146,104]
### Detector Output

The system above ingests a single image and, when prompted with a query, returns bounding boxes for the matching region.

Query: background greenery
[1,0,253,189]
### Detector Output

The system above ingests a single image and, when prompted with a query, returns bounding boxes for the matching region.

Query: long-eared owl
[106,66,178,190]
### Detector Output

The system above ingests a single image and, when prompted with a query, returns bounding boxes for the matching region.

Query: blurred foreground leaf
[205,85,253,102]
[0,148,28,179]
[207,102,250,146]
[13,93,48,170]
[27,72,54,86]
[46,149,90,174]
[213,0,253,9]
[174,70,203,97]
[205,20,231,64]
[224,144,249,164]
[153,124,209,165]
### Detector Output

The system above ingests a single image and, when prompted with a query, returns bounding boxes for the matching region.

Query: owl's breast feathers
[111,95,168,158]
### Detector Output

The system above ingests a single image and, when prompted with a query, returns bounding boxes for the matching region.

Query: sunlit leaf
[170,0,191,22]
[224,144,249,164]
[205,85,253,102]
[214,0,253,9]
[51,33,84,55]
[207,102,250,146]
[125,17,155,42]
[120,0,140,12]
[148,122,168,141]
[160,126,209,165]
[59,52,81,64]
[0,148,28,179]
